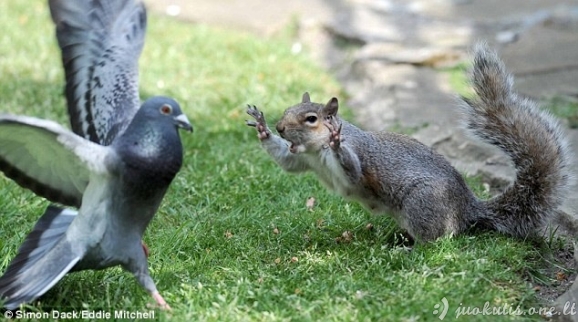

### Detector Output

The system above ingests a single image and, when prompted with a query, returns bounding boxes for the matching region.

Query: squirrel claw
[324,117,342,150]
[246,105,270,140]
[246,104,262,118]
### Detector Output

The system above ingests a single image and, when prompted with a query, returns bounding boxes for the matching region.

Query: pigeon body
[0,0,192,310]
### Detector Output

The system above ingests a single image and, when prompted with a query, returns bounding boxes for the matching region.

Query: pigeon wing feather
[0,115,112,207]
[49,0,146,145]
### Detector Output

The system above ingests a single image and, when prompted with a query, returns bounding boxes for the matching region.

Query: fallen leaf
[306,197,316,210]
[336,231,353,243]
[556,271,567,281]
[355,290,366,299]
[342,230,353,242]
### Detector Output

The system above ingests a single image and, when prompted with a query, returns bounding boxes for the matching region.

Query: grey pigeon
[0,0,192,310]
[0,97,191,310]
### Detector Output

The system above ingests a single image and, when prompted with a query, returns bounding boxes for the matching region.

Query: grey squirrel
[246,44,573,242]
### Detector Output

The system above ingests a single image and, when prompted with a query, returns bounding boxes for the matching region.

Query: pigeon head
[140,96,193,133]
[113,96,192,186]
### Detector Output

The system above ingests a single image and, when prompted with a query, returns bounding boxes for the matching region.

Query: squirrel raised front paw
[246,105,270,140]
[324,116,342,150]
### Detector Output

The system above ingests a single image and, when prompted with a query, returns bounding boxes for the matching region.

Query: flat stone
[344,62,457,131]
[326,2,473,47]
[355,43,465,68]
[500,17,578,98]
[144,0,337,35]
[555,265,578,322]
[410,0,577,23]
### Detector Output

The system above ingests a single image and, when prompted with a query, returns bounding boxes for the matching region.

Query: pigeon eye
[160,104,172,115]
[305,115,317,123]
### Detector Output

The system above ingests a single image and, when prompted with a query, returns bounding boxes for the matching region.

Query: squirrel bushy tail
[462,44,573,237]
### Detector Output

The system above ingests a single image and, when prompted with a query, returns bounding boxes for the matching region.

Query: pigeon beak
[174,114,193,132]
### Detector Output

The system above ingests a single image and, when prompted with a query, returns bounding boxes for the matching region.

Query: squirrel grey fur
[246,44,573,242]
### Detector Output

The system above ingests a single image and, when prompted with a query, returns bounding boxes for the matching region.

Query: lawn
[0,0,574,321]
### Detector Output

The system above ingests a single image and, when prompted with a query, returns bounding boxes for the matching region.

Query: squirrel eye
[160,104,172,115]
[305,115,317,123]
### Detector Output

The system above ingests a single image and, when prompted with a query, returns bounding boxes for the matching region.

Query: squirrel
[246,44,573,242]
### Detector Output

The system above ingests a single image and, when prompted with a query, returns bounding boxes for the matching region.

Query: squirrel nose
[276,124,285,134]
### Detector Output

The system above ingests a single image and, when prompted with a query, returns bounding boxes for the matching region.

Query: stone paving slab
[144,0,335,35]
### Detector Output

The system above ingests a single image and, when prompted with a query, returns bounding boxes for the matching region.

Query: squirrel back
[246,44,573,241]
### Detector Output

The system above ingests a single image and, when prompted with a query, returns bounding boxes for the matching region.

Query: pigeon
[0,97,191,310]
[0,0,192,310]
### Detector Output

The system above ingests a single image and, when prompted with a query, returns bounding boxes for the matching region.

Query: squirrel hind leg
[402,213,462,242]
[400,182,474,242]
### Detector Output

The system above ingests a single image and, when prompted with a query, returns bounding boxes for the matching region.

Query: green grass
[441,63,473,99]
[0,1,574,321]
[543,96,578,129]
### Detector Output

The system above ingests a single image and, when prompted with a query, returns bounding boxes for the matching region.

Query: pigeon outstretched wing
[0,115,112,207]
[0,115,116,309]
[49,0,146,145]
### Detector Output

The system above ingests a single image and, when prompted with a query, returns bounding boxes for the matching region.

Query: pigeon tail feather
[0,232,82,309]
[1,206,77,277]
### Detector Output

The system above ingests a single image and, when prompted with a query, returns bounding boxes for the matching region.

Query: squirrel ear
[323,97,339,116]
[302,92,311,103]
